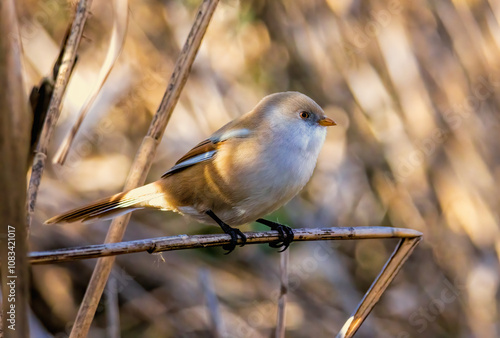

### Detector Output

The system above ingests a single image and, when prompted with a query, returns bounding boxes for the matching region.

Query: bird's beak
[318,117,336,126]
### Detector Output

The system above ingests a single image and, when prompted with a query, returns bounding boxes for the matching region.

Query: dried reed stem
[0,0,32,335]
[68,1,220,337]
[28,226,422,337]
[199,269,225,337]
[27,0,92,228]
[337,237,422,338]
[53,0,129,165]
[28,227,421,265]
[275,249,289,338]
[105,269,120,338]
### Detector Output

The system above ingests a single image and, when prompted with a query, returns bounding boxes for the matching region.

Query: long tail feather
[45,182,169,224]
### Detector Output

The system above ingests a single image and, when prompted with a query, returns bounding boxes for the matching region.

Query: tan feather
[45,182,171,224]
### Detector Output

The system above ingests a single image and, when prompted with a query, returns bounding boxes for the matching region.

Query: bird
[45,91,336,253]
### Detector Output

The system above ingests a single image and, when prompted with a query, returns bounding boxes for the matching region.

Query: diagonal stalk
[337,237,422,338]
[27,0,92,229]
[68,1,220,337]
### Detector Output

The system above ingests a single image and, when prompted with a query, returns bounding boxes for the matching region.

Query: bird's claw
[205,210,247,254]
[269,224,294,252]
[222,227,247,255]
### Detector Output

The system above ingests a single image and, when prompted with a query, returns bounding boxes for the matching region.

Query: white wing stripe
[216,128,251,142]
[162,150,216,176]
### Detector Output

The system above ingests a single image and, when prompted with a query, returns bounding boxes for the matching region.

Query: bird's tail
[45,182,170,224]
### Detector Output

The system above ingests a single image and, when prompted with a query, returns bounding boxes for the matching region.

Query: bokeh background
[18,0,500,336]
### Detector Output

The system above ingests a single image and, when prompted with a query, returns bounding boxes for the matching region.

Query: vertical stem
[200,269,224,337]
[275,250,289,338]
[105,271,120,338]
[0,1,31,336]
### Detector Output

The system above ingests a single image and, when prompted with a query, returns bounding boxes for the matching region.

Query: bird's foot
[205,210,247,254]
[270,224,294,252]
[221,227,247,255]
[256,219,294,252]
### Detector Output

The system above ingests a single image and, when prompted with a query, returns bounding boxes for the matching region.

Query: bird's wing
[161,126,251,178]
[161,139,217,178]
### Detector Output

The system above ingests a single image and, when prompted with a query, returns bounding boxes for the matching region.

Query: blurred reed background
[19,0,500,336]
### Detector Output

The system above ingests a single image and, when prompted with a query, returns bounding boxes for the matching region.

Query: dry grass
[20,0,500,337]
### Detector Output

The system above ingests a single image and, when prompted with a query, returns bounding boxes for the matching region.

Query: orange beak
[318,117,337,127]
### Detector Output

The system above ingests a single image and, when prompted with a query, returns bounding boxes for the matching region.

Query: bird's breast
[203,135,319,224]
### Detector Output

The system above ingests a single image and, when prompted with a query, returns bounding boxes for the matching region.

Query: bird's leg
[206,210,247,254]
[256,219,294,252]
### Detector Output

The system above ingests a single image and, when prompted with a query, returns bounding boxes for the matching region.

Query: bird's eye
[299,111,310,119]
